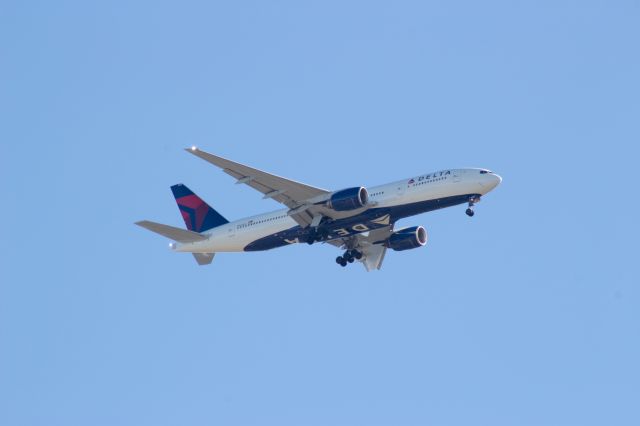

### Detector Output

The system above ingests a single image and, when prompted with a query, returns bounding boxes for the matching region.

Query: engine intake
[327,187,369,212]
[386,226,428,251]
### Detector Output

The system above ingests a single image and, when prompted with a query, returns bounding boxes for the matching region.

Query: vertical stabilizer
[170,184,229,233]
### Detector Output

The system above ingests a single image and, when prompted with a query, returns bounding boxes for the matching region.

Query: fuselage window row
[412,176,447,186]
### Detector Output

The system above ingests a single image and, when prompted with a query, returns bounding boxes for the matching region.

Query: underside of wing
[185,147,329,210]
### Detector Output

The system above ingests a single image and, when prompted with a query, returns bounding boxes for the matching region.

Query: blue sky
[1,1,639,425]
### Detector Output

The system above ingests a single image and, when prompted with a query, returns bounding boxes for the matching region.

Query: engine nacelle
[327,187,369,212]
[386,226,428,251]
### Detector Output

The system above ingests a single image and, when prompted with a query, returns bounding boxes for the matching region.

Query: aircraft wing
[185,147,330,227]
[328,225,394,271]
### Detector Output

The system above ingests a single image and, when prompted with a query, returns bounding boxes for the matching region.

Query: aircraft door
[452,170,462,183]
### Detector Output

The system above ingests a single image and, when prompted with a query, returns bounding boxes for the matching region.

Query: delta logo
[408,178,415,184]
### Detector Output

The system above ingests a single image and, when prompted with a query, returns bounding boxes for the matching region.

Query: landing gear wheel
[337,250,363,267]
[307,232,316,245]
[466,197,479,217]
[308,227,328,245]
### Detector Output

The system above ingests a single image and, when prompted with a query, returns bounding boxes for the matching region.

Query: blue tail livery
[170,184,229,233]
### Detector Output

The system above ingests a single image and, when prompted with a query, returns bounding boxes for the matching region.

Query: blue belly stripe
[243,194,478,252]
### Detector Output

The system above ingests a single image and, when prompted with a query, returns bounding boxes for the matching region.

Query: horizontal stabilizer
[135,220,207,243]
[192,253,215,265]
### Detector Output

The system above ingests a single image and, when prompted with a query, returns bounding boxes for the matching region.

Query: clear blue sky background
[1,1,639,425]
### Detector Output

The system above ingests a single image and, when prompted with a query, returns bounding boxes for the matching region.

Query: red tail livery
[170,184,229,233]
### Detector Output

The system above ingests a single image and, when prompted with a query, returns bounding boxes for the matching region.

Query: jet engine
[386,226,428,251]
[327,187,369,212]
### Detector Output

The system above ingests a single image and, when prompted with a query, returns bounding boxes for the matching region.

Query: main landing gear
[335,250,363,267]
[466,196,481,217]
[306,216,330,245]
[306,228,329,245]
[307,233,318,245]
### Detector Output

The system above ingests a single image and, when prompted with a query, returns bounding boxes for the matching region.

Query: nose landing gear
[335,250,363,267]
[466,196,480,217]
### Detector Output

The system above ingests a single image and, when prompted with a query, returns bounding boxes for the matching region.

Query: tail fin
[171,184,229,233]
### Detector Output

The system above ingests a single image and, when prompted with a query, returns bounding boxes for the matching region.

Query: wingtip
[134,220,149,229]
[185,145,199,153]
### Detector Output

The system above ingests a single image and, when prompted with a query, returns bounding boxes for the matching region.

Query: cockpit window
[480,170,489,174]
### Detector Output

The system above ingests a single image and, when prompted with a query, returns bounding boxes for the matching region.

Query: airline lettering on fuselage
[284,223,373,244]
[335,223,370,237]
[413,170,451,183]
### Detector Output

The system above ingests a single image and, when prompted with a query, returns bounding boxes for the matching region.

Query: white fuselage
[175,168,501,253]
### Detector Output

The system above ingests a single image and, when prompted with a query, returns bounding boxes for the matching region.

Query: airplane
[136,146,502,271]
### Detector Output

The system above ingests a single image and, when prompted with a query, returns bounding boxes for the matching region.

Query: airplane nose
[483,173,502,191]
